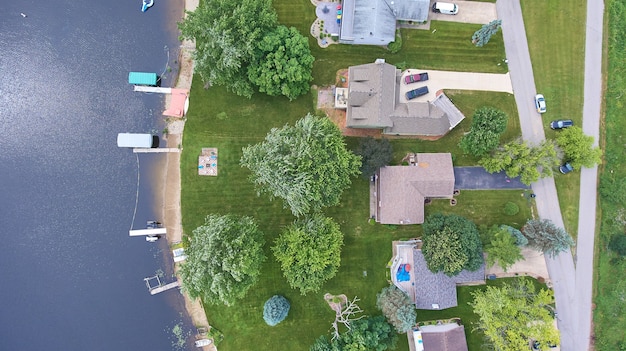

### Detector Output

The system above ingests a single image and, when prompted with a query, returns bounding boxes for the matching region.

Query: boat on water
[146,235,160,242]
[141,0,154,12]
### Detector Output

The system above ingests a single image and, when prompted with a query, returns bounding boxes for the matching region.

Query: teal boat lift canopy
[128,72,158,86]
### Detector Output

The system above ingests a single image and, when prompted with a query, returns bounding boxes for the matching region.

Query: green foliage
[376,285,417,333]
[609,234,626,257]
[501,224,528,247]
[470,279,559,351]
[179,214,265,306]
[459,107,508,157]
[480,139,560,185]
[556,126,602,170]
[248,26,315,100]
[178,0,278,97]
[503,201,520,216]
[310,336,333,351]
[355,137,394,178]
[472,20,502,47]
[311,316,397,351]
[387,30,403,54]
[521,219,574,257]
[263,295,291,326]
[273,214,344,294]
[241,114,361,217]
[482,225,523,272]
[422,213,484,276]
[599,174,626,204]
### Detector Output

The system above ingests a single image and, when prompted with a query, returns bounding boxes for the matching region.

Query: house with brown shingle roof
[374,153,455,225]
[408,323,469,351]
[344,60,459,137]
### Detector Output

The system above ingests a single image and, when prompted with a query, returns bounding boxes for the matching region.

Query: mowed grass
[521,0,586,236]
[593,0,626,349]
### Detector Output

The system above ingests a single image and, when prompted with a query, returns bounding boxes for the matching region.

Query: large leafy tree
[376,285,416,333]
[241,114,361,217]
[459,107,508,157]
[179,214,265,306]
[521,219,574,257]
[248,25,314,100]
[422,213,484,276]
[480,139,560,185]
[310,316,397,351]
[556,126,602,170]
[273,214,344,295]
[355,137,393,178]
[178,0,277,97]
[481,225,523,272]
[470,279,559,351]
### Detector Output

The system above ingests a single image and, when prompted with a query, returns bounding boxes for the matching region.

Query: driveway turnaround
[429,0,497,24]
[453,167,529,190]
[399,70,513,103]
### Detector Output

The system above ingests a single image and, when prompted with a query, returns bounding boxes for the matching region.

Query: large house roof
[376,153,455,225]
[413,249,485,310]
[420,324,469,351]
[340,0,429,45]
[345,61,452,136]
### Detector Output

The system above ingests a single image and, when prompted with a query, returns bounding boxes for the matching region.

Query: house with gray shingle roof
[340,0,430,45]
[345,60,455,137]
[374,153,455,225]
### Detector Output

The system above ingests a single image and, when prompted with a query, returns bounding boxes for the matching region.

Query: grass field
[592,0,626,349]
[521,0,586,236]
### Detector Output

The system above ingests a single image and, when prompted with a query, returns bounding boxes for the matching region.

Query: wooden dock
[133,148,181,153]
[133,86,172,94]
[149,281,180,295]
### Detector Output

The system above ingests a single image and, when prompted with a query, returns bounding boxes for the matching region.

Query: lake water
[0,0,193,350]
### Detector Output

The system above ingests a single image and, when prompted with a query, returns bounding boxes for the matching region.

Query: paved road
[497,1,577,350]
[575,0,605,348]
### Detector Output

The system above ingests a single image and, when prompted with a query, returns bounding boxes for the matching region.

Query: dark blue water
[0,1,192,350]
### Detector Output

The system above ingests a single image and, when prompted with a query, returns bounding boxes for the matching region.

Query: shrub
[609,234,626,257]
[387,30,403,53]
[501,225,528,247]
[263,295,290,326]
[503,202,520,216]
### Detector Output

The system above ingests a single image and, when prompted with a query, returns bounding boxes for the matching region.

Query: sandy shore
[158,0,217,350]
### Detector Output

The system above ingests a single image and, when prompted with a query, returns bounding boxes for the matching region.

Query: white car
[534,94,547,113]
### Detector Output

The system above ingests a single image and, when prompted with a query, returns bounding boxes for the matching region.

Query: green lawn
[593,0,626,349]
[521,0,586,236]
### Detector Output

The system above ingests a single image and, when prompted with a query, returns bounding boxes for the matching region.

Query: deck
[198,148,218,176]
[391,240,419,303]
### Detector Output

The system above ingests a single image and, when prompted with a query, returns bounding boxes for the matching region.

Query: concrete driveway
[399,69,512,103]
[453,167,529,190]
[429,0,497,24]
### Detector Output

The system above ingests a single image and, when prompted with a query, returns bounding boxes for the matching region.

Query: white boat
[195,339,212,347]
[141,0,154,12]
[146,235,159,242]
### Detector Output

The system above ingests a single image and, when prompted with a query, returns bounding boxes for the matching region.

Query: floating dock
[133,86,172,94]
[149,281,180,295]
[133,148,181,153]
[129,228,167,237]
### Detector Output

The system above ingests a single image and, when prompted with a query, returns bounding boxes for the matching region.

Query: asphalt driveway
[453,167,529,190]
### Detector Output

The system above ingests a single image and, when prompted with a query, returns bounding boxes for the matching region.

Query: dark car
[404,72,429,84]
[405,86,429,100]
[559,162,574,174]
[550,119,574,130]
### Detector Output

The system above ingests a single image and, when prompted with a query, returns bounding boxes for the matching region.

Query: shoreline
[158,0,216,349]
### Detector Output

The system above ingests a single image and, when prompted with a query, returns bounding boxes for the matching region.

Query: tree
[263,295,291,326]
[472,19,502,47]
[329,296,365,341]
[422,213,484,276]
[179,214,265,306]
[355,137,393,178]
[273,214,344,294]
[178,0,277,97]
[459,107,508,157]
[336,316,397,351]
[241,114,361,217]
[470,279,559,351]
[609,234,626,256]
[556,126,602,170]
[522,219,574,257]
[501,224,528,247]
[480,139,560,185]
[481,225,523,272]
[376,285,416,333]
[248,25,314,100]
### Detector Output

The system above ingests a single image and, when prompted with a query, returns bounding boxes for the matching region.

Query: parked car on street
[559,162,574,174]
[535,94,547,113]
[405,86,429,100]
[550,119,574,129]
[404,72,429,84]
